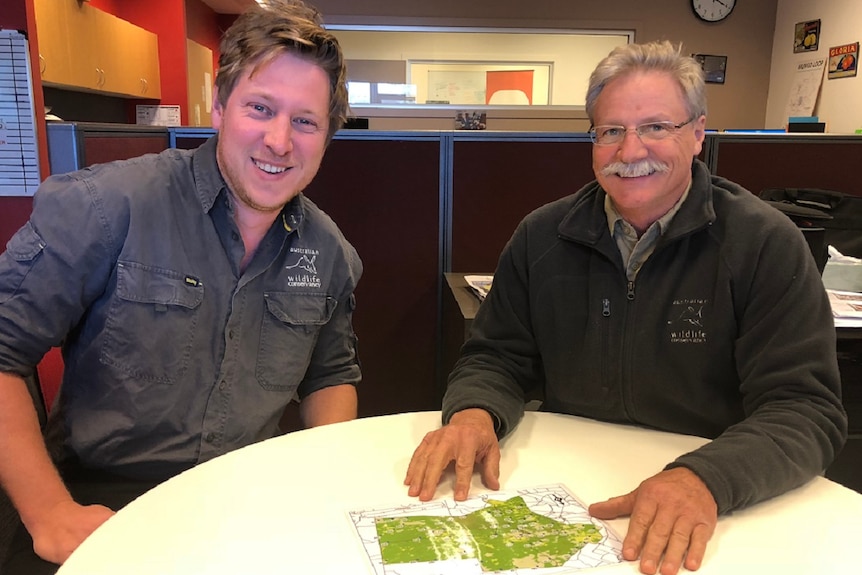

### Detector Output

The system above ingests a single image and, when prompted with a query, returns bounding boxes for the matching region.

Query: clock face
[692,0,736,22]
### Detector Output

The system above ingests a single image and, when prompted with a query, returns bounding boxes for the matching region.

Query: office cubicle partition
[33,126,862,477]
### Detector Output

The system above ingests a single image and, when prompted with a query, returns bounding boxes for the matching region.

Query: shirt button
[219,380,227,391]
[228,330,234,340]
[231,232,239,242]
[205,432,215,443]
[632,262,640,271]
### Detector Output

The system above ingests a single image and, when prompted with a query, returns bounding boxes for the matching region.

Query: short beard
[217,146,285,215]
[600,159,670,178]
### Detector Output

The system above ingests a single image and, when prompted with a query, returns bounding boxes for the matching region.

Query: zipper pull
[627,281,635,300]
[602,298,611,317]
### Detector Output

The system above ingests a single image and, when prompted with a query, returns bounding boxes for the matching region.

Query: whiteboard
[427,70,487,105]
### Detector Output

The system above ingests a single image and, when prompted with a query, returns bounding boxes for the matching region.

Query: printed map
[349,484,623,575]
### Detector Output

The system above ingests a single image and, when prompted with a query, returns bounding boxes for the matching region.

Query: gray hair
[585,40,706,123]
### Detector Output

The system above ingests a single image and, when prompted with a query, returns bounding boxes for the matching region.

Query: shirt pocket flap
[264,292,336,326]
[5,222,46,261]
[116,262,203,309]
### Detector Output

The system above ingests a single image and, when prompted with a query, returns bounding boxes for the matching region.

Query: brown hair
[215,0,348,143]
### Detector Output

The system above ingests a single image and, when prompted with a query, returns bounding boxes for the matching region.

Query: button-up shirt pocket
[257,292,336,391]
[0,222,46,304]
[100,261,204,384]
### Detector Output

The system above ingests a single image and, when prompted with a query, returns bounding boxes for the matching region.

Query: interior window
[329,26,633,108]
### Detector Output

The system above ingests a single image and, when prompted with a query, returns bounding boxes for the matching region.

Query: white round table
[57,411,862,574]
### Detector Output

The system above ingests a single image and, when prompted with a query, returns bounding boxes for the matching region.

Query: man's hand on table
[29,500,115,565]
[589,467,718,575]
[404,408,500,501]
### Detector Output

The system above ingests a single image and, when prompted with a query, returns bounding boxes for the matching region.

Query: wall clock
[692,0,736,22]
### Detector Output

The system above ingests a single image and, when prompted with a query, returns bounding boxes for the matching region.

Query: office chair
[762,199,830,275]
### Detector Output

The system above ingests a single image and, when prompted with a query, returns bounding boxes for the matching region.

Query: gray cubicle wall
[46,122,170,175]
[31,124,862,492]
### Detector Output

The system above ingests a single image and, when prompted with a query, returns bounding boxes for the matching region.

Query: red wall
[86,0,222,125]
[0,199,35,247]
[89,0,193,125]
[186,0,225,73]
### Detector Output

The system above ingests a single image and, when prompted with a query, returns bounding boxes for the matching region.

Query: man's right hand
[29,500,115,565]
[404,408,501,501]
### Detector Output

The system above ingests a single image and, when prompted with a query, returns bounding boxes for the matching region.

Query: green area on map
[375,496,602,571]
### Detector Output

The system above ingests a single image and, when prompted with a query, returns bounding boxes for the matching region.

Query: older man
[405,41,846,575]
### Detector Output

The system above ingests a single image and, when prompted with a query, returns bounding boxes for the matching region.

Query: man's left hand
[588,467,717,575]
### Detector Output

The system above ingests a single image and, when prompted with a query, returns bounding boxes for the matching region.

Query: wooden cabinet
[112,17,161,98]
[130,25,162,98]
[186,39,213,126]
[33,0,74,86]
[63,0,105,91]
[34,0,161,98]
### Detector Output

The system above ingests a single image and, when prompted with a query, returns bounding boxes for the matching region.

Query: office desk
[440,273,485,396]
[58,411,861,575]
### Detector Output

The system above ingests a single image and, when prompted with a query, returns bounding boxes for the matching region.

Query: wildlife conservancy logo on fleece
[667,298,707,344]
[285,246,321,288]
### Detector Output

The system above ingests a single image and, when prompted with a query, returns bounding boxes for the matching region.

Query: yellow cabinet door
[140,30,162,99]
[89,9,133,96]
[186,39,213,126]
[118,22,162,98]
[39,0,162,98]
[64,0,104,91]
[33,0,73,86]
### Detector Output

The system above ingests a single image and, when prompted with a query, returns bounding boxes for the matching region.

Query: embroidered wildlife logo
[677,305,703,327]
[668,299,707,343]
[286,254,317,274]
[286,247,321,288]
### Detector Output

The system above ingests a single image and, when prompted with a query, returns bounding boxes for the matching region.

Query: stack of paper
[464,274,493,301]
[827,289,862,328]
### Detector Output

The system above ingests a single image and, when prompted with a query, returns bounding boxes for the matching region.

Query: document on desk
[827,289,862,328]
[348,483,622,575]
[464,274,494,301]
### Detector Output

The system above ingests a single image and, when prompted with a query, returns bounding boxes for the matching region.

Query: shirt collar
[191,134,226,213]
[605,179,693,237]
[193,133,305,233]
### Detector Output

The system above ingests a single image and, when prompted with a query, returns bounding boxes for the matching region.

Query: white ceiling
[199,0,256,15]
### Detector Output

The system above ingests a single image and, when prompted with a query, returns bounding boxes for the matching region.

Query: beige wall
[767,0,862,134]
[313,0,779,131]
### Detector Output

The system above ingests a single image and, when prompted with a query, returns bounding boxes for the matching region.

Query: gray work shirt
[0,135,362,480]
[605,184,690,282]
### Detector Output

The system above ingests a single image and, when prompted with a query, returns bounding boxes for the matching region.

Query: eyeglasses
[588,117,696,146]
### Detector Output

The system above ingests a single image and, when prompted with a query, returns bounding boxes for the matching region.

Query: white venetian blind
[0,29,40,196]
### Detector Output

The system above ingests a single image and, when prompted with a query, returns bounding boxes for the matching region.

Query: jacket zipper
[601,298,611,394]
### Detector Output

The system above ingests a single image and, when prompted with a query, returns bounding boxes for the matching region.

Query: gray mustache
[600,160,670,178]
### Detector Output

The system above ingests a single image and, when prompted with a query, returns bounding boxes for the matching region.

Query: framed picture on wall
[693,54,727,84]
[828,42,858,79]
[794,19,820,53]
